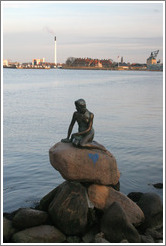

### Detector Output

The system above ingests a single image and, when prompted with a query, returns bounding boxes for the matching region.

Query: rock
[141,234,154,243]
[155,239,163,243]
[49,142,120,186]
[12,208,48,229]
[3,217,16,242]
[88,184,144,226]
[39,187,60,211]
[48,181,89,235]
[153,183,163,189]
[82,224,100,243]
[127,192,143,202]
[145,227,163,239]
[136,193,163,229]
[120,239,129,243]
[66,236,81,243]
[11,225,66,243]
[101,202,141,243]
[94,232,110,243]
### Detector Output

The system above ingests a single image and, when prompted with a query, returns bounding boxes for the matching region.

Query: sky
[2,1,164,64]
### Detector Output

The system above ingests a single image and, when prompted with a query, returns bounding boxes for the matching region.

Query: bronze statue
[61,99,106,151]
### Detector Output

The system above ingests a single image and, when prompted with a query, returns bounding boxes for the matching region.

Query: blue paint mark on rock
[88,153,99,165]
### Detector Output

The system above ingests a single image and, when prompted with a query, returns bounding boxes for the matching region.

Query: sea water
[3,69,163,212]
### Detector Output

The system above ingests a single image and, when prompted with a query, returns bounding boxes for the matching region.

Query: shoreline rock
[3,142,163,243]
[48,181,89,235]
[3,183,163,244]
[88,184,145,226]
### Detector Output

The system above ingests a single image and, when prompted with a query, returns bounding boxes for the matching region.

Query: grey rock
[137,193,163,229]
[11,225,66,243]
[82,225,99,243]
[120,239,129,243]
[94,232,110,243]
[146,227,163,239]
[127,192,143,202]
[66,236,81,243]
[3,217,16,242]
[101,202,141,243]
[141,234,154,243]
[12,208,48,229]
[155,239,163,243]
[153,183,163,189]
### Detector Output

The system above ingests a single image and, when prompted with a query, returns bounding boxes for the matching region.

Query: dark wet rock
[94,232,110,243]
[127,192,144,203]
[3,217,16,242]
[153,183,163,189]
[136,193,163,230]
[12,208,48,229]
[11,225,66,243]
[140,234,154,243]
[48,181,88,235]
[155,239,163,243]
[120,239,129,243]
[66,235,81,243]
[82,224,100,243]
[145,226,163,240]
[49,142,120,186]
[4,209,20,221]
[38,187,59,211]
[109,181,120,191]
[101,202,141,243]
[87,208,98,228]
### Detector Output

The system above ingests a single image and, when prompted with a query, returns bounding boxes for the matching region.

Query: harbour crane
[149,50,159,59]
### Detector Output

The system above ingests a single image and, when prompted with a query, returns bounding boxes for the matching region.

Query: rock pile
[3,142,163,243]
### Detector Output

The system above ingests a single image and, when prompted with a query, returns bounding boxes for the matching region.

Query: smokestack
[54,36,57,65]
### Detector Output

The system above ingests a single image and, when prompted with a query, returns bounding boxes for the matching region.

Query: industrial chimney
[54,36,57,66]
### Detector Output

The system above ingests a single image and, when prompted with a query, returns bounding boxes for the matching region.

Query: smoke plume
[43,26,55,36]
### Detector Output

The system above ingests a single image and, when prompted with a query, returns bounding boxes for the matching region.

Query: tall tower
[54,36,57,65]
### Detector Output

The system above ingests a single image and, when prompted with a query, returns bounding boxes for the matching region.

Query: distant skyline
[2,1,164,64]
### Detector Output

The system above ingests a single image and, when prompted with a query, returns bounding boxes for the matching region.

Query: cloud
[2,2,38,9]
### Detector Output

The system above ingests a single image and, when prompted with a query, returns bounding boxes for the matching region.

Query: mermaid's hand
[61,138,70,143]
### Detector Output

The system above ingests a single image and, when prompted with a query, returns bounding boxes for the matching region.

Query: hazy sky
[2,1,164,64]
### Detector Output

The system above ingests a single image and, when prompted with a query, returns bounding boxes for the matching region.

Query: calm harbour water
[3,69,163,212]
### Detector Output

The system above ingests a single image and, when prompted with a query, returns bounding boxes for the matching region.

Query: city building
[147,57,157,65]
[32,58,45,66]
[3,60,8,66]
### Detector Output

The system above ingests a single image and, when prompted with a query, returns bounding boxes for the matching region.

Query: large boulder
[3,217,16,242]
[49,142,120,186]
[12,208,48,229]
[11,225,66,243]
[101,202,141,243]
[88,184,144,226]
[48,181,89,235]
[39,187,58,211]
[136,193,163,229]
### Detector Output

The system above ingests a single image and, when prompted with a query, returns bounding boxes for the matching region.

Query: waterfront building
[147,56,157,65]
[3,59,8,66]
[146,50,159,65]
[32,58,45,66]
